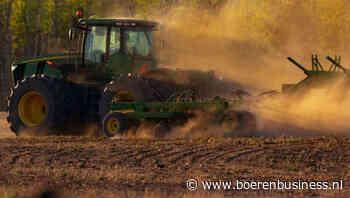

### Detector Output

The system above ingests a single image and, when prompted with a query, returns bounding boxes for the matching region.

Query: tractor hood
[11,53,83,83]
[14,53,81,66]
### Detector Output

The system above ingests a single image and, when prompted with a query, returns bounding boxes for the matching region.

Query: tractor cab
[70,17,159,82]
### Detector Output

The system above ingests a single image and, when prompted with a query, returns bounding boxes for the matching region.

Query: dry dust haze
[97,0,350,135]
[3,0,350,138]
[162,2,350,90]
[99,0,350,90]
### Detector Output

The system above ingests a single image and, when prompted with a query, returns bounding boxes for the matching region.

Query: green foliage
[3,0,350,58]
[3,0,99,57]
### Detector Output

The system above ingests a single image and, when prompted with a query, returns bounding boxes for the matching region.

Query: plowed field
[0,112,349,198]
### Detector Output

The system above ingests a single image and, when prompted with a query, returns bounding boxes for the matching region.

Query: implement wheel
[236,111,257,132]
[103,112,128,137]
[221,110,257,135]
[221,111,239,131]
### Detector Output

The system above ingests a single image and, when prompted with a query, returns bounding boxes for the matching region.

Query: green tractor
[7,12,256,137]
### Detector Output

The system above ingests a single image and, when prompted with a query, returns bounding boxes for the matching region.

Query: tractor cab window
[110,27,121,55]
[124,29,153,57]
[84,26,108,64]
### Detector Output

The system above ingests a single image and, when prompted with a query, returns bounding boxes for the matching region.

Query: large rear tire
[7,75,69,136]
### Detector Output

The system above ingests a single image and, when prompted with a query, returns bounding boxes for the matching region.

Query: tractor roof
[78,18,158,28]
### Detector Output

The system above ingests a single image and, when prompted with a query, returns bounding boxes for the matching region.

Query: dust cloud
[111,109,259,139]
[99,0,350,91]
[0,112,15,138]
[4,1,350,138]
[254,77,350,136]
[97,0,350,136]
[159,1,350,91]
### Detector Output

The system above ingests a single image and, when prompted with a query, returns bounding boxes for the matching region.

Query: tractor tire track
[134,147,175,164]
[186,141,319,167]
[216,142,318,164]
[189,145,257,165]
[138,144,213,163]
[114,148,160,165]
[158,144,222,166]
[167,144,233,165]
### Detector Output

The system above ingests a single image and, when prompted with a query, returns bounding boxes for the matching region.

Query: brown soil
[0,136,349,198]
[0,112,15,138]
